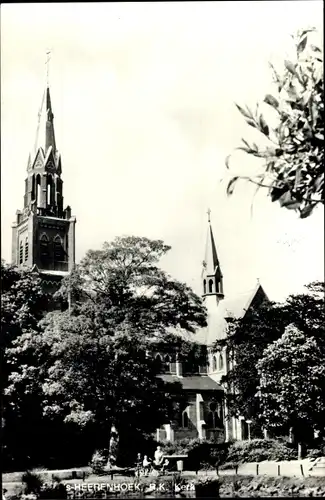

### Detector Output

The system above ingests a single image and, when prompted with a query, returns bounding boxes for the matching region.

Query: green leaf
[279,191,301,210]
[299,205,315,219]
[297,36,308,54]
[284,60,298,76]
[235,103,252,119]
[259,115,270,136]
[264,94,279,109]
[227,177,239,196]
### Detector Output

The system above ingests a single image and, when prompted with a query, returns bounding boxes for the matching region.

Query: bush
[21,470,44,495]
[162,438,230,470]
[89,449,108,475]
[306,448,324,459]
[225,439,296,464]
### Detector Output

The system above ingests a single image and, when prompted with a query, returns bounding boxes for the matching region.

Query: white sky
[1,1,324,302]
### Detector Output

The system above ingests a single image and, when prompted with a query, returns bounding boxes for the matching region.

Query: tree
[226,28,324,218]
[1,261,49,470]
[214,301,287,427]
[215,282,325,434]
[257,324,325,448]
[5,237,206,466]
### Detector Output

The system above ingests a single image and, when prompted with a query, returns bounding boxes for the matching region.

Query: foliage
[306,448,324,459]
[226,28,324,218]
[215,281,325,432]
[55,236,207,337]
[89,450,108,475]
[224,439,296,465]
[257,323,325,441]
[5,237,205,467]
[21,470,44,495]
[162,438,230,470]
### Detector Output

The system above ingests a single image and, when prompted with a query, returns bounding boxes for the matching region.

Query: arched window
[155,354,163,372]
[40,234,50,260]
[31,174,35,201]
[24,237,28,262]
[182,410,189,429]
[219,352,224,370]
[207,402,217,428]
[47,174,54,205]
[203,279,207,294]
[36,175,41,208]
[164,354,171,372]
[208,279,213,293]
[19,241,23,264]
[53,235,64,261]
[212,354,217,372]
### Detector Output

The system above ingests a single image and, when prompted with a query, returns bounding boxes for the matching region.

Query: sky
[1,1,324,303]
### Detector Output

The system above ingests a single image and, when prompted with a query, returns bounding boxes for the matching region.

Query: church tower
[201,209,224,305]
[11,59,76,293]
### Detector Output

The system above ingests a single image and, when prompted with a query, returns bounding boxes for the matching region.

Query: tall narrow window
[40,234,49,260]
[25,237,28,262]
[182,411,189,429]
[212,354,217,371]
[203,279,207,294]
[47,175,53,205]
[207,403,217,428]
[36,175,42,208]
[155,354,163,372]
[31,174,35,201]
[53,235,64,261]
[19,241,23,264]
[219,352,224,370]
[208,279,213,293]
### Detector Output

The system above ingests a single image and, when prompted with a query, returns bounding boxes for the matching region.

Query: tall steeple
[45,86,56,154]
[201,209,224,302]
[11,53,76,294]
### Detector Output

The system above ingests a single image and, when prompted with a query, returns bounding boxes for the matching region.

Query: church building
[11,81,76,294]
[156,212,269,443]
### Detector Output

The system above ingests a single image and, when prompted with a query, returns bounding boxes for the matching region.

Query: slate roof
[158,374,224,391]
[194,283,269,346]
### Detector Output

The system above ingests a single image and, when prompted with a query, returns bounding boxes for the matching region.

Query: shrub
[306,448,324,459]
[162,438,230,470]
[21,470,44,495]
[89,449,108,475]
[225,439,296,464]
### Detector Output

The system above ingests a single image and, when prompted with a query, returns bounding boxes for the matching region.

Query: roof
[158,374,224,391]
[194,283,269,346]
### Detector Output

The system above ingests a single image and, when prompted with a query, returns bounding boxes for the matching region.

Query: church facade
[156,215,269,443]
[11,83,76,294]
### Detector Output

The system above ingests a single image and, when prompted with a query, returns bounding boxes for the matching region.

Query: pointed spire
[202,209,220,276]
[45,86,56,153]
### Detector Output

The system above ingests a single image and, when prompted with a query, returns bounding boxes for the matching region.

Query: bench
[163,454,188,472]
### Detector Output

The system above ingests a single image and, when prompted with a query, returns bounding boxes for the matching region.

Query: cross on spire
[207,208,211,223]
[45,50,51,86]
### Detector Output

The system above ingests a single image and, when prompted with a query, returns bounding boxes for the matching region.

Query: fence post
[300,464,304,476]
[278,464,280,476]
[256,464,259,475]
[235,464,238,475]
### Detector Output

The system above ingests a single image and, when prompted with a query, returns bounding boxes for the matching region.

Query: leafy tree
[5,237,206,466]
[257,324,325,445]
[226,28,324,218]
[214,301,286,426]
[215,282,324,433]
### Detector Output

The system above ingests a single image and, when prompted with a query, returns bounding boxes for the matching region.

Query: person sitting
[142,455,151,476]
[161,458,170,474]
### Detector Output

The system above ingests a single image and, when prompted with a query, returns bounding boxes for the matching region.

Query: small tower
[11,54,76,294]
[201,209,224,304]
